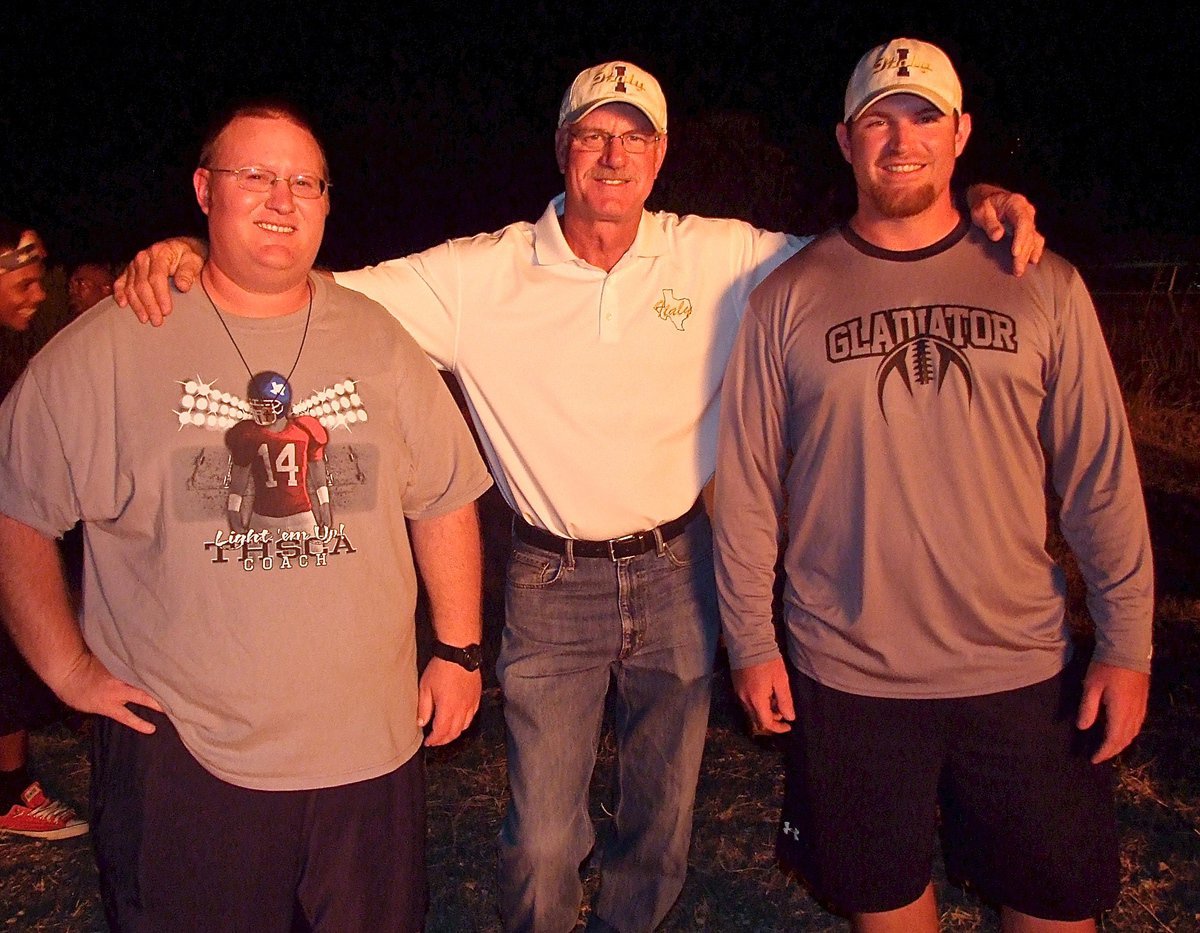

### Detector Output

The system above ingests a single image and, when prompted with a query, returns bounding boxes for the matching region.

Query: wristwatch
[431,640,483,672]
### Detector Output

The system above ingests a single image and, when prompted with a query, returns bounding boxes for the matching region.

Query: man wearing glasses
[118,63,1042,932]
[0,104,491,930]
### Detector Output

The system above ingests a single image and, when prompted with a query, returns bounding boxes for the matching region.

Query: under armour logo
[897,47,910,77]
[782,821,801,841]
[614,64,627,93]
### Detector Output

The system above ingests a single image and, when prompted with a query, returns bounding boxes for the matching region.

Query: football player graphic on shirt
[224,371,332,536]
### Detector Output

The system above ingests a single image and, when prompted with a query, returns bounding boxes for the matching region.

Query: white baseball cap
[558,61,668,133]
[844,38,962,123]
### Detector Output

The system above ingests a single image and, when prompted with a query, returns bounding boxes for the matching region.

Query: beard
[862,179,938,219]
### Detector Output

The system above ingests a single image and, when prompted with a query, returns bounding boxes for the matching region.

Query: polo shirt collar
[533,194,669,267]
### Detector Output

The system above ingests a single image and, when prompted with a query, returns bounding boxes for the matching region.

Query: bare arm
[965,183,1046,276]
[409,501,484,747]
[0,514,162,732]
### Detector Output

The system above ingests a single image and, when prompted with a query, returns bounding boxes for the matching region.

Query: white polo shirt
[336,195,809,539]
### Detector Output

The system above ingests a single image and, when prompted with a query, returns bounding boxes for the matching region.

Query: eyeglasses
[206,166,330,198]
[567,129,662,154]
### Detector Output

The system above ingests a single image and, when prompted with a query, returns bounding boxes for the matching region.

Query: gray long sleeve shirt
[715,220,1153,698]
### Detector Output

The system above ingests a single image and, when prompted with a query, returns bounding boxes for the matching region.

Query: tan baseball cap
[844,38,962,123]
[558,61,667,133]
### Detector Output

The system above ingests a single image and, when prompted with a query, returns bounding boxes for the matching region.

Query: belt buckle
[607,532,643,561]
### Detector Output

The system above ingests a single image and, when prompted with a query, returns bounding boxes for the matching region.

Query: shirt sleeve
[743,228,814,292]
[713,289,791,669]
[333,240,463,371]
[0,365,84,538]
[386,325,492,521]
[1039,269,1154,673]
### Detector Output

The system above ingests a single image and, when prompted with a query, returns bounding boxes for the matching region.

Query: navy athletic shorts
[777,657,1120,921]
[91,706,428,932]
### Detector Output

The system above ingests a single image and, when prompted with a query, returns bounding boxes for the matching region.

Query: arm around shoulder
[114,236,208,325]
[965,183,1045,276]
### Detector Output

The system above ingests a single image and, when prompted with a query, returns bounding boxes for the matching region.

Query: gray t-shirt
[0,275,492,789]
[715,220,1153,698]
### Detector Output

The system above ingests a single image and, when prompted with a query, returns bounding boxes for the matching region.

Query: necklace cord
[200,273,313,383]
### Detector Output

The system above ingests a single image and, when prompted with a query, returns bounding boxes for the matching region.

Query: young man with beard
[715,38,1152,932]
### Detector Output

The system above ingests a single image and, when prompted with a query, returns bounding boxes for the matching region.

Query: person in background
[0,218,88,841]
[66,261,116,317]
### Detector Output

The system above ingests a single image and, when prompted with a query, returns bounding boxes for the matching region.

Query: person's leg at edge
[497,540,619,932]
[0,730,27,785]
[1000,911,1094,933]
[851,883,938,933]
[0,670,87,839]
[590,519,719,932]
[847,879,1098,931]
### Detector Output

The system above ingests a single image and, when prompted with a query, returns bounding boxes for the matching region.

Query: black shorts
[91,706,428,932]
[777,658,1119,921]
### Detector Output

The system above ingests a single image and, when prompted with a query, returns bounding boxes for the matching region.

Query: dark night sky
[2,3,1194,272]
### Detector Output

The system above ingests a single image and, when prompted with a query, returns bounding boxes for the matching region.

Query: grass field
[1,295,1197,931]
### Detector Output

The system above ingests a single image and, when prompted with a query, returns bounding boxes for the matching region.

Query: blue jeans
[496,515,719,933]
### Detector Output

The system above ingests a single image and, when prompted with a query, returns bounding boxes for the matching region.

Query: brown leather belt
[512,499,704,561]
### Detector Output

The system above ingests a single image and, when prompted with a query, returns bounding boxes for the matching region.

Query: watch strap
[431,639,482,672]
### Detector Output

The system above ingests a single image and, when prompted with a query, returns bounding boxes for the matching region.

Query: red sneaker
[0,782,89,840]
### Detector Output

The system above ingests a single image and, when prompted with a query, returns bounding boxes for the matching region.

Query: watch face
[461,644,482,671]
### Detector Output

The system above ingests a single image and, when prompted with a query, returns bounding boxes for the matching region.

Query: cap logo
[874,48,934,79]
[591,64,645,96]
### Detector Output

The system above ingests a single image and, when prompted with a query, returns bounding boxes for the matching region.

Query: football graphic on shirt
[875,334,973,420]
[174,375,367,432]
